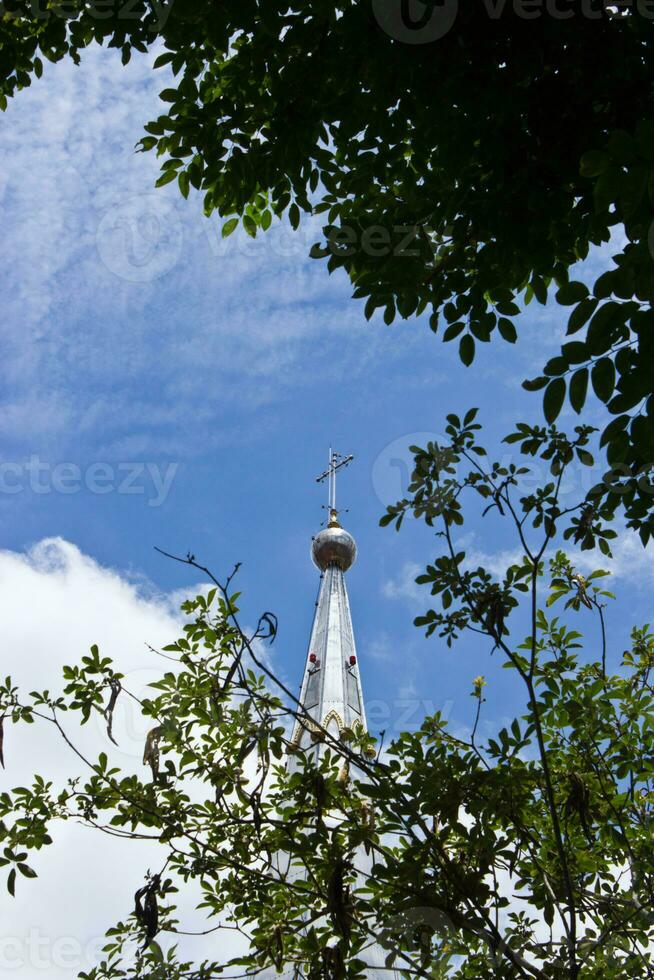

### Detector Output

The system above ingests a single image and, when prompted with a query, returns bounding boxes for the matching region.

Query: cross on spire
[316,448,354,523]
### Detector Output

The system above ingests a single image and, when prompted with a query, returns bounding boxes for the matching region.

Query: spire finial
[316,449,354,526]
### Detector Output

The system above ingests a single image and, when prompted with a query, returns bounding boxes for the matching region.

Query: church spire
[265,452,399,980]
[290,451,366,751]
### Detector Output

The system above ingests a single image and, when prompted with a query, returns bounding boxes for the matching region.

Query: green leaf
[562,341,588,365]
[523,376,548,392]
[607,129,635,165]
[137,136,157,153]
[544,355,567,377]
[594,165,621,211]
[7,869,15,896]
[365,296,381,320]
[636,119,654,161]
[567,298,599,335]
[586,302,622,355]
[178,170,190,199]
[155,170,177,188]
[569,368,589,414]
[531,278,548,305]
[289,203,300,230]
[591,358,616,403]
[150,941,164,963]
[443,322,465,341]
[580,150,610,177]
[543,378,566,423]
[222,218,239,239]
[498,317,517,343]
[600,414,629,448]
[459,334,475,366]
[152,52,174,69]
[556,282,589,306]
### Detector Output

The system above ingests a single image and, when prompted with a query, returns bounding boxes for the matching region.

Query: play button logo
[372,0,458,43]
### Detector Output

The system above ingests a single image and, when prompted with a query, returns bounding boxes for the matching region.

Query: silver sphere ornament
[312,522,357,572]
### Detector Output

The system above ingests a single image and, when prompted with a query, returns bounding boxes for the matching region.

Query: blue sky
[1,40,653,977]
[1,41,652,723]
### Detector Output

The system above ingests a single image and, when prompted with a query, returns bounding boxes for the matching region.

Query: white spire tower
[289,450,367,752]
[270,451,398,980]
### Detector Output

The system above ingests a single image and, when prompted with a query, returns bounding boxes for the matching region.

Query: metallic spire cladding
[259,459,400,979]
[289,449,367,752]
[290,537,367,751]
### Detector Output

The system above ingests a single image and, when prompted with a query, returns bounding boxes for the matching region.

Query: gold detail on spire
[322,709,345,734]
[289,717,320,750]
[328,507,341,528]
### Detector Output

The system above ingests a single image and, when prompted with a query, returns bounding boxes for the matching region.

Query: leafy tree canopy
[3,414,654,978]
[3,3,654,534]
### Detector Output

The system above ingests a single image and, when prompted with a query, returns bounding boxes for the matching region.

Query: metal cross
[316,448,354,517]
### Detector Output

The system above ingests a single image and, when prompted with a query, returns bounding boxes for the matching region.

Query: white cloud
[462,544,526,579]
[365,633,395,662]
[462,527,654,591]
[0,47,431,463]
[381,547,526,610]
[381,561,423,606]
[0,538,246,977]
[382,525,654,615]
[574,532,654,586]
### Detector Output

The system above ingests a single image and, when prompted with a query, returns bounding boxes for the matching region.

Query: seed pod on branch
[573,573,593,610]
[337,760,349,789]
[313,773,327,824]
[143,726,164,780]
[104,677,122,746]
[257,612,278,644]
[327,858,353,943]
[271,924,284,970]
[565,771,593,843]
[134,872,160,950]
[322,940,345,980]
[360,802,375,855]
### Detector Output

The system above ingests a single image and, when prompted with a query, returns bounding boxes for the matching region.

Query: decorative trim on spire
[321,708,345,735]
[289,716,320,750]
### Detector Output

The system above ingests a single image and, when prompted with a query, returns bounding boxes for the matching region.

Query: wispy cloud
[381,561,424,606]
[0,47,432,464]
[381,526,654,618]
